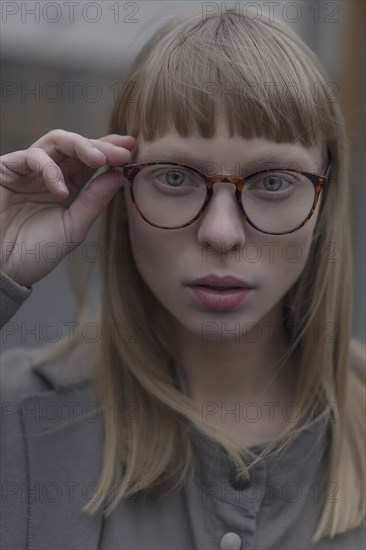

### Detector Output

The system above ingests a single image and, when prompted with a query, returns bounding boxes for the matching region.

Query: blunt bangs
[121,11,334,160]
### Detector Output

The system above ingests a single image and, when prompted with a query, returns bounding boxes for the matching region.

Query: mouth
[193,284,246,291]
[186,285,255,310]
[185,274,256,289]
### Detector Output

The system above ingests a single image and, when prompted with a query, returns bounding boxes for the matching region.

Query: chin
[168,307,254,343]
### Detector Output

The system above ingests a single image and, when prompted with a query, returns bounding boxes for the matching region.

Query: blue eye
[153,167,201,190]
[248,172,298,192]
[262,174,288,191]
[165,170,186,187]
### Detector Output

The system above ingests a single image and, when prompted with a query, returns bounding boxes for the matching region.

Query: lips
[187,285,255,310]
[197,285,241,290]
[186,274,255,289]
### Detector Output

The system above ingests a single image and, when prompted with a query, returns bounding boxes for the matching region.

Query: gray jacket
[1,270,365,550]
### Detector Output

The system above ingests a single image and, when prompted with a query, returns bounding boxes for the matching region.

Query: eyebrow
[135,148,314,173]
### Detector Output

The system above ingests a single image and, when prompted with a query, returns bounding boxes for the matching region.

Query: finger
[33,130,136,167]
[27,148,70,194]
[65,138,136,189]
[1,148,68,195]
[84,140,136,168]
[29,130,136,190]
[53,131,108,167]
[66,135,137,189]
[31,130,107,169]
[91,134,137,149]
[90,134,137,165]
[62,168,124,242]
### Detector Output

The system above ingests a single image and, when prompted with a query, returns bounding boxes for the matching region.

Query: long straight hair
[29,8,365,543]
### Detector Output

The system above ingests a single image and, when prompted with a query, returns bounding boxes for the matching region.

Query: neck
[169,303,301,445]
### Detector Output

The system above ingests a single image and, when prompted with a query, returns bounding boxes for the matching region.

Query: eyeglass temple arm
[324,147,332,179]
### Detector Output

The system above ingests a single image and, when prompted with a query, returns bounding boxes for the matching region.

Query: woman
[1,8,365,549]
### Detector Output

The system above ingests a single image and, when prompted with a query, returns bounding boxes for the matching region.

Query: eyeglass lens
[132,164,316,232]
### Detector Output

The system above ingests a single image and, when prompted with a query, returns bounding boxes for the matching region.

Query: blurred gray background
[1,0,365,351]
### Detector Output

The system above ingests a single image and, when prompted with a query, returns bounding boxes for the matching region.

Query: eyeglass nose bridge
[205,173,244,191]
[198,174,247,220]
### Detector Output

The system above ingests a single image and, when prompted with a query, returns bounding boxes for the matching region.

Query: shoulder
[0,344,52,403]
[0,339,94,405]
[0,342,96,458]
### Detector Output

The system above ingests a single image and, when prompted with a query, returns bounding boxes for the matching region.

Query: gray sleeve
[0,270,33,329]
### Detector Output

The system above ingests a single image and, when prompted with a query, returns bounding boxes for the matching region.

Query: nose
[196,181,248,253]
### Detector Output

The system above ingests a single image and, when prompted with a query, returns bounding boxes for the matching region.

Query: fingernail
[57,181,68,192]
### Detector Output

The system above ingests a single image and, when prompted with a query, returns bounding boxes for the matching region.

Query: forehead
[133,134,323,172]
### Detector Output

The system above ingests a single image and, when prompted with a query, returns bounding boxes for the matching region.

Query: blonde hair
[30,8,365,543]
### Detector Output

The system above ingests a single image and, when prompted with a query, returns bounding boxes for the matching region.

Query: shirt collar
[189,401,332,512]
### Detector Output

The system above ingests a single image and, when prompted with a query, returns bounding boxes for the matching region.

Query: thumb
[63,167,126,241]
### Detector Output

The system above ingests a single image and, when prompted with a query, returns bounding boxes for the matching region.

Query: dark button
[228,468,251,490]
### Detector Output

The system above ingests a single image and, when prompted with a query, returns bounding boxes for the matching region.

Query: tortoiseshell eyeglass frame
[121,148,332,235]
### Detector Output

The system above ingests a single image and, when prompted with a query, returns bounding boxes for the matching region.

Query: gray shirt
[0,269,365,550]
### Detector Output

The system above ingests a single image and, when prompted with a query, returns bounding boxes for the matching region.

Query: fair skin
[123,109,324,445]
[0,121,323,445]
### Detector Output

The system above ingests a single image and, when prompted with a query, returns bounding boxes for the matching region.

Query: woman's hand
[0,129,136,287]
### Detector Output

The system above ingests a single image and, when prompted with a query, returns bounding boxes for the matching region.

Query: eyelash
[137,161,300,175]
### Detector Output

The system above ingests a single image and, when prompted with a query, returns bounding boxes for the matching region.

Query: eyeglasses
[121,150,332,235]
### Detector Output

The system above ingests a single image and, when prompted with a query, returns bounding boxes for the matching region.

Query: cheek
[126,198,177,289]
[124,187,156,264]
[127,209,158,265]
[262,219,317,289]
